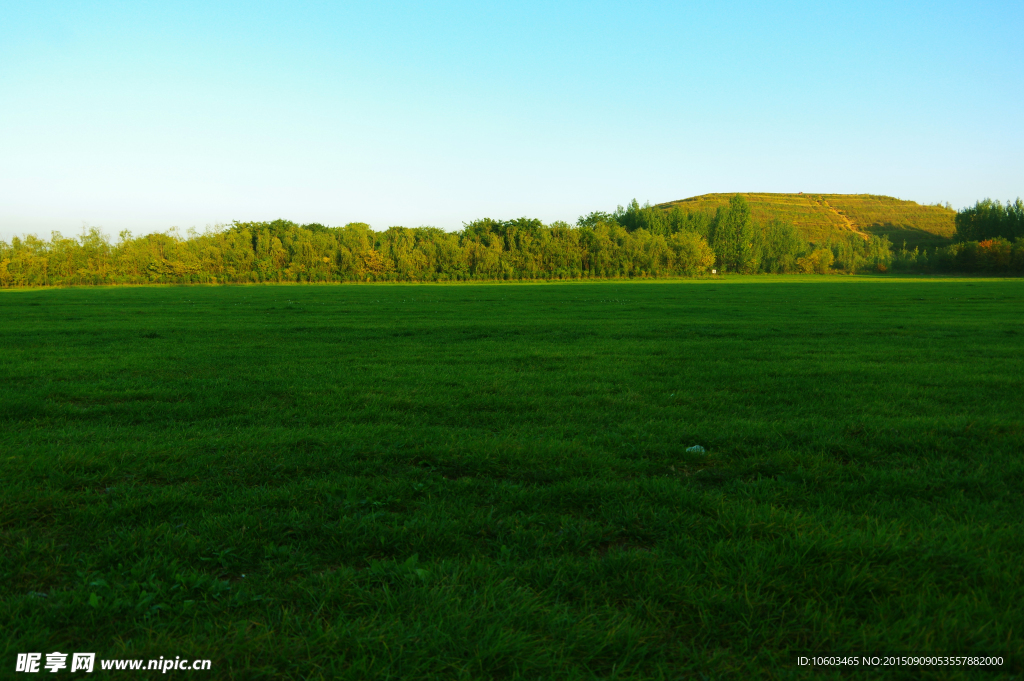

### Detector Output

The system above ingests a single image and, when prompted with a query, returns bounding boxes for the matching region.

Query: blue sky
[1,0,1021,240]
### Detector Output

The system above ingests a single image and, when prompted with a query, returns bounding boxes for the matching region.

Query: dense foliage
[892,238,1024,274]
[7,195,1020,288]
[886,198,1024,274]
[954,198,1024,242]
[0,196,896,287]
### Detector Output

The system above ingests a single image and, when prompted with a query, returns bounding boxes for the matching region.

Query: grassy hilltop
[659,193,956,248]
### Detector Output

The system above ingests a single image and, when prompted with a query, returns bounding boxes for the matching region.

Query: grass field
[2,279,1022,680]
[658,194,957,248]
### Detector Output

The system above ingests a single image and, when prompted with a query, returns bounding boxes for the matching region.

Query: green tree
[955,198,1024,242]
[760,219,807,273]
[710,195,759,273]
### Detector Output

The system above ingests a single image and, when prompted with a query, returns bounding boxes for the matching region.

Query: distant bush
[797,248,834,274]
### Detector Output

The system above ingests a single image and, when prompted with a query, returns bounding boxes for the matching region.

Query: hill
[657,193,956,248]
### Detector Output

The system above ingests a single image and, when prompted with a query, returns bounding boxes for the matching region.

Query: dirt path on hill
[820,199,870,240]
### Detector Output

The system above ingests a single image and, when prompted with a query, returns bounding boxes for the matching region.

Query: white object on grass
[686,445,706,454]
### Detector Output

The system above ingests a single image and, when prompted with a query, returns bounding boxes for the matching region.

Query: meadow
[2,278,1022,680]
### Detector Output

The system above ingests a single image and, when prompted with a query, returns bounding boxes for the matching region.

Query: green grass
[658,193,956,248]
[2,278,1022,680]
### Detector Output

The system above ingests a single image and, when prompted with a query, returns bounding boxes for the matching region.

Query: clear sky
[1,0,1022,241]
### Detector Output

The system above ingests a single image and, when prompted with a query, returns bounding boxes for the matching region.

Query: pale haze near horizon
[1,0,1022,242]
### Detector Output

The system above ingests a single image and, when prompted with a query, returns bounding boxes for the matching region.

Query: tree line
[892,239,1024,274]
[889,198,1024,274]
[6,194,1020,287]
[954,198,1024,242]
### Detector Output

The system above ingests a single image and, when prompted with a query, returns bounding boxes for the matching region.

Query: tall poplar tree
[711,194,759,273]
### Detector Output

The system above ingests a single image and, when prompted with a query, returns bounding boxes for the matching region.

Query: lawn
[1,277,1022,680]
